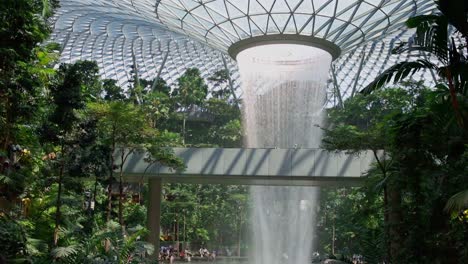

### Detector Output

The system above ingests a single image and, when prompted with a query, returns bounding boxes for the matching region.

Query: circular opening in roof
[236,44,332,67]
[228,34,341,61]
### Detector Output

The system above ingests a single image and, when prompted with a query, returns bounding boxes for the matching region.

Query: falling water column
[236,44,332,264]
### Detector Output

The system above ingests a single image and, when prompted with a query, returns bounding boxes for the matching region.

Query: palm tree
[361,0,468,216]
[361,0,467,124]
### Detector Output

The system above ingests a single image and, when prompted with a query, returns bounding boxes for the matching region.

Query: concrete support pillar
[147,178,162,257]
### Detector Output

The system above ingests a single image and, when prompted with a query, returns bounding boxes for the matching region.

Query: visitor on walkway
[203,247,210,258]
[185,249,192,262]
[179,248,185,260]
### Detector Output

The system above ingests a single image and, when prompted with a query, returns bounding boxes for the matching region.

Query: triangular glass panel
[192,7,214,26]
[227,0,248,14]
[313,16,332,37]
[296,0,314,14]
[270,13,292,32]
[249,0,266,15]
[266,15,281,34]
[299,15,314,35]
[287,0,304,11]
[231,17,251,37]
[207,29,229,45]
[353,2,374,19]
[294,14,313,32]
[259,0,275,11]
[206,6,228,24]
[218,22,241,40]
[312,0,331,13]
[335,0,355,14]
[205,1,228,17]
[271,0,291,13]
[325,19,346,39]
[181,0,200,10]
[317,0,336,17]
[248,17,265,35]
[250,14,269,33]
[337,3,359,22]
[226,1,246,18]
[283,15,298,33]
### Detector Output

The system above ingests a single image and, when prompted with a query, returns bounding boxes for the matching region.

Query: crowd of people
[159,245,217,263]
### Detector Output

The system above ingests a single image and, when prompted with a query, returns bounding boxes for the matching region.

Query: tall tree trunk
[2,96,13,151]
[90,173,99,220]
[54,145,65,246]
[182,116,186,146]
[118,149,125,227]
[383,186,390,262]
[388,182,402,262]
[445,68,464,129]
[373,150,391,262]
[332,218,336,256]
[118,168,124,226]
[106,181,113,222]
[107,126,116,222]
[237,210,242,257]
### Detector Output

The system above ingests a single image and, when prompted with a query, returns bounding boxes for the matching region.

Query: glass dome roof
[156,0,435,52]
[50,0,240,90]
[50,0,441,104]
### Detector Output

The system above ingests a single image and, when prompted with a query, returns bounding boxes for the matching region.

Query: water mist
[236,44,332,264]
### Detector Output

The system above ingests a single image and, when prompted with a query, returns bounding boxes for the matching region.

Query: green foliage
[47,221,154,264]
[323,86,422,153]
[361,60,437,94]
[324,81,468,263]
[362,0,468,103]
[317,187,385,263]
[160,184,248,249]
[0,0,50,67]
[123,202,147,228]
[0,214,29,262]
[0,0,247,262]
[337,5,468,261]
[172,68,208,110]
[103,79,126,101]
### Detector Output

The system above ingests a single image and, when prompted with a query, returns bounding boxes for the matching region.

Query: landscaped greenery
[0,1,244,263]
[0,0,466,263]
[319,1,467,263]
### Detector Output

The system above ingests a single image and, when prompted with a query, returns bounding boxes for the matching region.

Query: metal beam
[131,50,142,104]
[221,54,240,109]
[351,49,367,98]
[331,64,344,108]
[151,50,170,92]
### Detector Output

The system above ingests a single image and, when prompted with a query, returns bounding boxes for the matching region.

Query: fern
[0,174,14,186]
[51,245,78,259]
[445,189,468,212]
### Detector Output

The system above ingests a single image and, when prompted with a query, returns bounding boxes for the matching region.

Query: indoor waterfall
[237,44,332,264]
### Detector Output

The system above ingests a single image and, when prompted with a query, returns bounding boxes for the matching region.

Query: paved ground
[167,258,348,264]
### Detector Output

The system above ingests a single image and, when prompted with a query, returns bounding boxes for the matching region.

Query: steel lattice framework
[156,0,434,52]
[50,0,439,102]
[51,0,240,91]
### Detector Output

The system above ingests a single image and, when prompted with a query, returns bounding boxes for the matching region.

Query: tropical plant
[50,221,154,264]
[171,68,208,145]
[361,1,467,126]
[0,214,29,262]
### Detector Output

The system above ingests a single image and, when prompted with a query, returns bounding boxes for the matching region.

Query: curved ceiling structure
[50,0,439,103]
[156,0,434,53]
[50,0,240,92]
